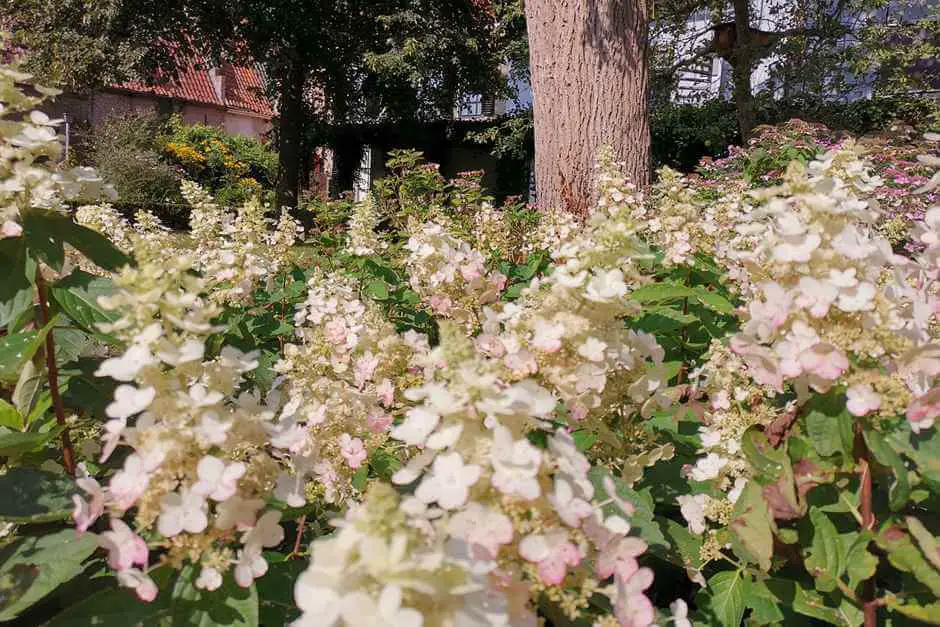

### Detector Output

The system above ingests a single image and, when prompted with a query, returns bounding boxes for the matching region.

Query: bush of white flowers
[1,63,939,627]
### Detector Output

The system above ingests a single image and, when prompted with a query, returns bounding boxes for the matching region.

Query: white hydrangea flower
[414,452,481,510]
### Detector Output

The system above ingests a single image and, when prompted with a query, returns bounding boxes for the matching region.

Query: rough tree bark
[525,0,651,216]
[731,0,756,138]
[276,61,306,210]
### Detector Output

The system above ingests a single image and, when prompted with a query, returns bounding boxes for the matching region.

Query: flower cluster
[74,253,289,600]
[729,145,926,410]
[404,222,507,331]
[292,156,671,627]
[74,204,177,268]
[346,196,387,257]
[182,181,301,303]
[270,269,429,505]
[0,67,116,235]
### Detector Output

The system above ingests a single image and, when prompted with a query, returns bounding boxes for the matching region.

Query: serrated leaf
[805,508,846,592]
[0,425,63,457]
[0,468,75,523]
[363,280,390,301]
[0,399,23,430]
[45,568,176,626]
[588,468,668,549]
[0,316,57,383]
[663,518,703,571]
[701,570,745,627]
[630,282,696,303]
[844,531,878,590]
[764,577,845,625]
[22,209,130,272]
[21,209,66,271]
[805,392,855,462]
[864,430,911,511]
[691,286,735,314]
[12,356,43,418]
[877,522,940,597]
[744,577,785,624]
[50,270,120,338]
[729,482,774,571]
[885,596,940,625]
[906,516,940,571]
[0,236,35,313]
[0,529,98,621]
[256,560,303,626]
[171,566,258,626]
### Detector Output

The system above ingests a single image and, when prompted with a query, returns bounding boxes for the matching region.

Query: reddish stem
[292,514,307,558]
[855,424,877,627]
[35,270,76,477]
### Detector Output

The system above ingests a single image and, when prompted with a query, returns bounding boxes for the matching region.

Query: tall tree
[650,0,939,138]
[4,0,506,208]
[525,0,651,215]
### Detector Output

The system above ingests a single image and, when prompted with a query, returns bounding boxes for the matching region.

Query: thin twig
[292,514,307,558]
[855,424,877,627]
[35,269,76,477]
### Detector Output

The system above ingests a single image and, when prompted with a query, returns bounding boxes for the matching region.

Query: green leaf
[571,429,596,452]
[877,522,940,597]
[805,507,846,592]
[0,236,35,313]
[0,529,98,621]
[843,531,878,590]
[12,356,43,419]
[729,482,775,571]
[0,399,23,430]
[61,357,119,419]
[885,596,940,625]
[45,568,176,626]
[256,560,304,626]
[700,570,745,627]
[663,518,703,571]
[744,577,785,624]
[351,465,368,491]
[629,282,696,303]
[906,516,940,571]
[363,280,390,301]
[0,317,57,383]
[0,426,63,457]
[21,209,66,271]
[805,392,855,462]
[864,430,911,511]
[691,286,735,314]
[50,270,120,338]
[764,577,847,625]
[640,306,699,325]
[0,468,76,523]
[588,468,668,549]
[171,566,258,626]
[887,427,940,494]
[0,286,34,333]
[22,209,130,272]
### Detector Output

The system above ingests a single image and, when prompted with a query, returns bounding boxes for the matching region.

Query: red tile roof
[113,57,274,119]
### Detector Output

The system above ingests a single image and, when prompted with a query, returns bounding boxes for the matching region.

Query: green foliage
[79,113,184,209]
[162,115,277,206]
[0,529,98,622]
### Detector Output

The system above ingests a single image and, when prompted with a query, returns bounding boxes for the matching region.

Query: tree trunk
[276,62,306,209]
[731,0,756,138]
[525,0,651,216]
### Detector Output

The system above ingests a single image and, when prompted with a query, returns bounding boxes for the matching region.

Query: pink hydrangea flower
[907,388,940,433]
[519,532,582,585]
[339,434,368,469]
[100,519,149,571]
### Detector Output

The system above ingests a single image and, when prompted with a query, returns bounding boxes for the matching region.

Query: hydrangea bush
[1,64,939,627]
